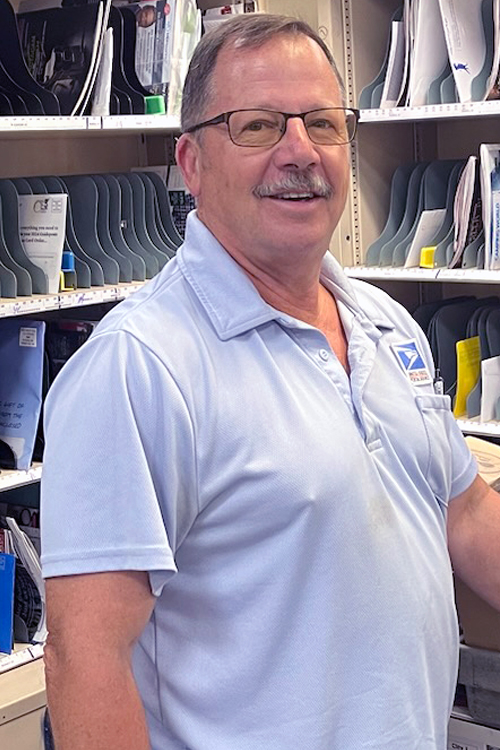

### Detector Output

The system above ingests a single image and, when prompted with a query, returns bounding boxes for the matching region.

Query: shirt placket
[346,317,383,451]
[280,319,360,427]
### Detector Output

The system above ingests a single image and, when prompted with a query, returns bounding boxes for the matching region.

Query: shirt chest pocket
[415,393,453,505]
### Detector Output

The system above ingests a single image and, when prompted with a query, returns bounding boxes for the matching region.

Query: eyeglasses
[184,107,359,148]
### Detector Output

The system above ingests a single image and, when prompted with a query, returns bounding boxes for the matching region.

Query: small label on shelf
[0,284,145,318]
[0,115,179,133]
[360,100,500,124]
[118,283,144,299]
[0,642,44,675]
[87,117,102,130]
[440,269,469,278]
[101,115,180,131]
[344,266,439,280]
[457,418,500,436]
[102,286,120,302]
[0,295,59,318]
[0,464,43,492]
[102,116,129,130]
[438,269,500,282]
[0,117,88,131]
[59,290,104,308]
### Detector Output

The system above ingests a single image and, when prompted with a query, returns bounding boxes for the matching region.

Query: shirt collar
[319,253,395,337]
[178,212,394,340]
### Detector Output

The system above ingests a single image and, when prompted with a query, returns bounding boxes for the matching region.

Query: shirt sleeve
[41,329,199,597]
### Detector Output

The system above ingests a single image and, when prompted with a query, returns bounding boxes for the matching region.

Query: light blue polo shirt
[41,212,477,750]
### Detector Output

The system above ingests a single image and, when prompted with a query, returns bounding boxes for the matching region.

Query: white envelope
[480,355,500,422]
[404,208,447,267]
[438,0,487,103]
[409,0,448,106]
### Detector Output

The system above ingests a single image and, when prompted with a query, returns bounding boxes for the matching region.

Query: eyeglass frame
[183,107,360,147]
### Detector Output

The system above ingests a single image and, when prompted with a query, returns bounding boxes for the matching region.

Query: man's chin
[259,230,332,257]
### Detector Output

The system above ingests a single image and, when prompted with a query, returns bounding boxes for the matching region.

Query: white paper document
[404,209,447,267]
[380,21,406,108]
[480,143,500,269]
[6,517,47,644]
[18,193,68,294]
[465,434,500,488]
[409,0,448,106]
[167,0,202,117]
[481,355,500,422]
[450,155,477,267]
[486,0,500,99]
[438,0,487,102]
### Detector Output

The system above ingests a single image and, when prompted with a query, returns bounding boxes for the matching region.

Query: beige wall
[196,1,319,31]
[259,0,318,28]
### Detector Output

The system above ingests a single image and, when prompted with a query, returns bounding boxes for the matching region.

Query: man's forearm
[448,478,500,611]
[45,645,151,750]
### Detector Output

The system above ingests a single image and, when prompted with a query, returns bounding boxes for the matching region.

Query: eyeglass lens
[228,109,356,147]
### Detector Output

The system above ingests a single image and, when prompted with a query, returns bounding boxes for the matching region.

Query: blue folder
[0,552,15,653]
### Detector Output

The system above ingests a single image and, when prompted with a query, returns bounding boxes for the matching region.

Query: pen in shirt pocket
[433,369,444,395]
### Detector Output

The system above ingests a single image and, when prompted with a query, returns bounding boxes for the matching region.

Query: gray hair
[180,14,346,133]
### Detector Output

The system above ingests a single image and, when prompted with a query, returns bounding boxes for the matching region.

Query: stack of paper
[360,0,500,107]
[0,517,45,655]
[465,435,500,490]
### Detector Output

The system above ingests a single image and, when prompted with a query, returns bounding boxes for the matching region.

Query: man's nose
[274,117,321,169]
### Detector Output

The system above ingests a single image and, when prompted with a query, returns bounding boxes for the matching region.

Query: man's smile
[266,191,318,200]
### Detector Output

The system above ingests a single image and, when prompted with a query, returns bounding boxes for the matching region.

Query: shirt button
[319,348,329,361]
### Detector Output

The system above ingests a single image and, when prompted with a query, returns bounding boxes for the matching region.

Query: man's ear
[175,134,202,197]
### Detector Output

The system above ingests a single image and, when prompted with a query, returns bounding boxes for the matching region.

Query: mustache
[253,171,334,199]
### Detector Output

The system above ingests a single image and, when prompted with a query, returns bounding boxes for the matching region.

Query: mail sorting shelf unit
[0,0,189,738]
[332,0,500,441]
[0,0,237,743]
[1,0,497,744]
[258,0,500,440]
[0,284,156,749]
[0,2,335,747]
[0,66,182,750]
[0,113,182,744]
[0,1,222,747]
[333,3,500,737]
[0,0,496,595]
[0,3,337,747]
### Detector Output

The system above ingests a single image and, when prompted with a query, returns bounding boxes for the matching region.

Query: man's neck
[250,274,350,373]
[245,265,324,323]
[221,239,351,374]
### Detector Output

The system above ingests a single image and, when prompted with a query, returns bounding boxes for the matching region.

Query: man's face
[177,35,350,269]
[136,5,155,27]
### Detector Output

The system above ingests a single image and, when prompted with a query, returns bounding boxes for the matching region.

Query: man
[41,13,500,750]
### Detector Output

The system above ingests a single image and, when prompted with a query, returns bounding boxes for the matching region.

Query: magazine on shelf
[0,318,46,472]
[0,516,45,657]
[113,0,176,96]
[6,517,47,645]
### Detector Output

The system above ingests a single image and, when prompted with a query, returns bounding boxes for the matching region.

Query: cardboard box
[455,576,500,652]
[0,658,45,750]
[448,715,500,749]
[457,645,500,730]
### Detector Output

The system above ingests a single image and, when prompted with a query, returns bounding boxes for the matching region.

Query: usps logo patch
[391,339,432,386]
